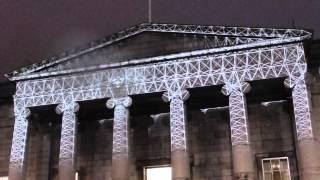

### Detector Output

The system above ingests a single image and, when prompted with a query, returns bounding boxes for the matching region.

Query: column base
[58,161,75,180]
[232,145,255,180]
[171,151,190,180]
[8,167,23,180]
[233,172,255,180]
[298,139,320,180]
[112,154,129,180]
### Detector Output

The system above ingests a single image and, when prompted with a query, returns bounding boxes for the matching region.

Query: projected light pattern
[9,43,309,174]
[55,102,79,166]
[163,90,189,151]
[7,23,310,79]
[7,24,312,179]
[107,97,132,154]
[14,44,306,108]
[9,107,30,172]
[222,82,251,145]
[285,78,314,140]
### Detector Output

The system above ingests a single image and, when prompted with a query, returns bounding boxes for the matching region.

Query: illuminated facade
[4,23,320,180]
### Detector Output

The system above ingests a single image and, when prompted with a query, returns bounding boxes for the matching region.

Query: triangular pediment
[6,23,311,81]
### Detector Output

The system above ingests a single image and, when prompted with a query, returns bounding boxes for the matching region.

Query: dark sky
[1,0,319,82]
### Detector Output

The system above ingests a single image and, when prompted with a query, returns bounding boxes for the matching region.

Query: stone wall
[25,127,51,180]
[0,104,14,177]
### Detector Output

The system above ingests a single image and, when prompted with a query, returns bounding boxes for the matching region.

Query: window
[144,166,171,180]
[0,177,8,180]
[262,157,291,180]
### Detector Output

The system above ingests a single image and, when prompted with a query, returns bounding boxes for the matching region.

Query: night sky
[1,0,319,82]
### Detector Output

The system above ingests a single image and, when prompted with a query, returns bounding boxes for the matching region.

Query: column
[221,82,255,180]
[8,107,30,180]
[162,90,190,180]
[284,77,320,180]
[56,102,79,180]
[106,97,132,180]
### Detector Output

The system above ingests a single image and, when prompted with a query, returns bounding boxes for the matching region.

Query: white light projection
[9,106,30,172]
[222,82,251,145]
[7,23,310,79]
[106,97,132,155]
[284,77,314,140]
[7,24,311,177]
[13,44,306,109]
[162,90,190,152]
[55,101,79,166]
[8,43,308,174]
[144,23,309,39]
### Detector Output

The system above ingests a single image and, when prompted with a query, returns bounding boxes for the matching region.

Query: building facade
[1,23,320,180]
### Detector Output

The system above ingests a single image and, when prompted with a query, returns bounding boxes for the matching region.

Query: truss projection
[222,82,251,145]
[55,102,79,166]
[163,90,190,151]
[285,78,314,140]
[9,107,30,171]
[41,35,262,73]
[14,43,306,109]
[292,80,314,140]
[7,24,313,175]
[6,23,310,79]
[106,97,132,155]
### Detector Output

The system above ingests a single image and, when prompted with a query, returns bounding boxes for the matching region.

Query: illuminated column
[106,97,132,180]
[284,77,320,180]
[56,102,79,180]
[162,90,190,180]
[8,107,30,180]
[221,82,255,180]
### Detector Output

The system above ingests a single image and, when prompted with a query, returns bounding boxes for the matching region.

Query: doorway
[144,166,171,180]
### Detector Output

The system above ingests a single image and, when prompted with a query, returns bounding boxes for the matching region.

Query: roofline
[5,23,312,81]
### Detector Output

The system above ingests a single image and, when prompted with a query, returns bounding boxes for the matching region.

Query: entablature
[14,42,306,109]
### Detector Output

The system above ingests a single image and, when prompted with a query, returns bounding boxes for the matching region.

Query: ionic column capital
[221,82,251,96]
[106,96,132,109]
[162,89,190,103]
[14,107,31,118]
[55,102,79,114]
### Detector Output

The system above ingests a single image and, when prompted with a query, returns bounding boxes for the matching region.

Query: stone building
[1,23,320,180]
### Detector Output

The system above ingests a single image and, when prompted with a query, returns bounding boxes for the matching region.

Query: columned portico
[5,24,314,180]
[162,90,190,180]
[285,77,320,180]
[106,97,132,180]
[8,107,30,180]
[222,82,255,180]
[55,101,79,180]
